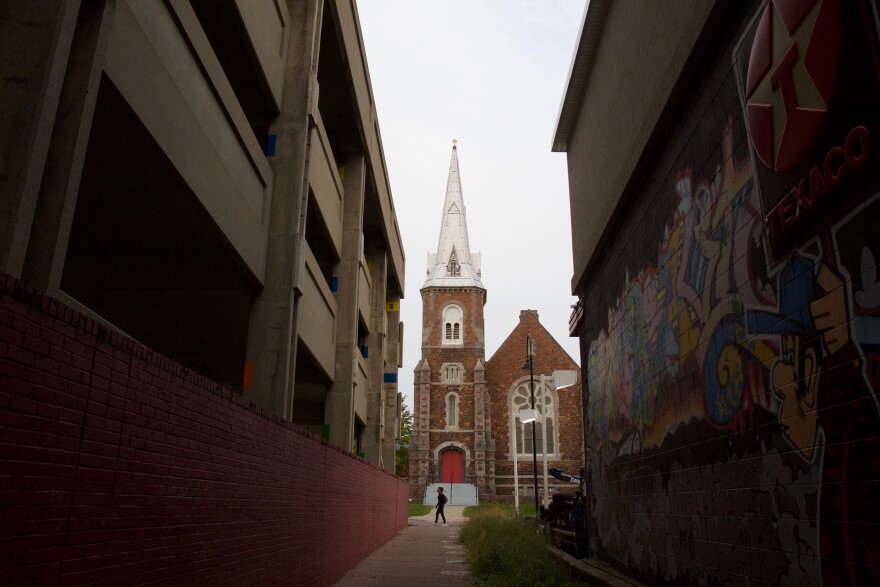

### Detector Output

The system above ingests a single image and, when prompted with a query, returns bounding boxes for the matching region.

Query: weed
[459,504,577,586]
[463,503,536,518]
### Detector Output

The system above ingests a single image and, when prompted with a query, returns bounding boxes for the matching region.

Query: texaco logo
[745,0,841,172]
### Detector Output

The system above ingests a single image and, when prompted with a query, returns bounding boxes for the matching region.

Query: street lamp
[512,407,539,515]
[523,334,539,516]
[510,409,521,514]
[539,370,577,508]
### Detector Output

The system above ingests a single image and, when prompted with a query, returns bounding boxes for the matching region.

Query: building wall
[561,0,716,293]
[563,1,880,583]
[486,311,583,499]
[0,274,408,586]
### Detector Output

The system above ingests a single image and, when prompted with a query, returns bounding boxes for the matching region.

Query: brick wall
[486,311,583,498]
[420,288,486,435]
[420,289,485,348]
[0,274,407,586]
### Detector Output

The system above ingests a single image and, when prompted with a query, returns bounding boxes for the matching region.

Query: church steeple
[423,143,484,289]
[413,141,490,502]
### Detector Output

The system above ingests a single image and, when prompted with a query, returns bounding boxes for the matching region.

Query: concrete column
[382,296,402,471]
[22,0,115,292]
[0,0,80,277]
[382,390,399,473]
[325,153,366,449]
[244,0,322,419]
[363,248,388,466]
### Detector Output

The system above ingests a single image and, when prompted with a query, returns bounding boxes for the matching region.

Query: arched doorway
[439,448,464,484]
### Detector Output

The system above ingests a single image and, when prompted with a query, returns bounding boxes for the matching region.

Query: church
[410,144,584,503]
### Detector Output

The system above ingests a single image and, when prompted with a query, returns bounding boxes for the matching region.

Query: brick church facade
[409,145,584,502]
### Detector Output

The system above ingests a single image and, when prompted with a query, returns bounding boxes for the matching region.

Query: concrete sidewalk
[334,506,645,586]
[334,507,472,586]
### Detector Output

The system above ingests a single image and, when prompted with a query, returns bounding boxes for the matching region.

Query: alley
[334,507,472,586]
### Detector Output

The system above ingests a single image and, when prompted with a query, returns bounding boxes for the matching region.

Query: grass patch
[408,503,432,517]
[463,503,536,518]
[459,504,576,586]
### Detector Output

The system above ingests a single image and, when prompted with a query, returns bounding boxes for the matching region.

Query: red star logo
[745,0,841,172]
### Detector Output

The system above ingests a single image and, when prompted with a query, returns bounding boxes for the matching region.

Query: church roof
[485,309,579,368]
[423,144,484,290]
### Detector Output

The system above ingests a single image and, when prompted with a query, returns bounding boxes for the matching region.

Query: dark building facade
[556,0,880,584]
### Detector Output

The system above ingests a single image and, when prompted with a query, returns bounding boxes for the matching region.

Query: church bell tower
[411,143,493,499]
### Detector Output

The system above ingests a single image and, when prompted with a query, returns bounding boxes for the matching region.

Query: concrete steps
[423,483,479,506]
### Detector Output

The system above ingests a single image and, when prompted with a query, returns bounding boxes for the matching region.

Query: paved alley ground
[334,506,472,586]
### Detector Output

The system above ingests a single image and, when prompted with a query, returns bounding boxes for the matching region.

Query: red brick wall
[420,288,486,435]
[420,289,485,348]
[0,274,407,586]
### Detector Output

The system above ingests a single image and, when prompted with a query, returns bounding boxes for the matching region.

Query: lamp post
[539,374,549,509]
[523,334,539,516]
[538,370,578,508]
[511,408,519,514]
[515,404,543,514]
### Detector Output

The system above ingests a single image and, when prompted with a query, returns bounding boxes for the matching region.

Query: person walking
[434,486,448,525]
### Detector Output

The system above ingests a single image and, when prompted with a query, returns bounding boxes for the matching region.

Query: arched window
[510,381,555,456]
[442,305,463,346]
[446,393,459,429]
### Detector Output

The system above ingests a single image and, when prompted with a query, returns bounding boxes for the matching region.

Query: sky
[357,1,587,412]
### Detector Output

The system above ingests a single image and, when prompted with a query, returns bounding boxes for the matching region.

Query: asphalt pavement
[333,506,472,586]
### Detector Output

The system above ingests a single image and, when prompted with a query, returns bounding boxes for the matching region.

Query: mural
[586,117,880,584]
[588,122,773,450]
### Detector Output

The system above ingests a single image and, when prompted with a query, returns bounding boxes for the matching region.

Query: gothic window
[442,304,463,346]
[446,393,459,429]
[510,381,555,456]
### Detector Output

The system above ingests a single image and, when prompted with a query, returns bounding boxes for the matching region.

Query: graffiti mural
[587,121,776,453]
[586,120,880,583]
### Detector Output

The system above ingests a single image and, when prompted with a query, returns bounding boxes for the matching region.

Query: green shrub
[459,505,574,586]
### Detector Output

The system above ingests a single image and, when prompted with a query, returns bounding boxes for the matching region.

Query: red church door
[440,449,464,483]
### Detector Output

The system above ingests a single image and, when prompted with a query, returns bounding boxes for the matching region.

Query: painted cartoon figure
[748,253,880,585]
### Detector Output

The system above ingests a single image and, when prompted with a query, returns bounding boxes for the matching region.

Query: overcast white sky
[357,1,587,412]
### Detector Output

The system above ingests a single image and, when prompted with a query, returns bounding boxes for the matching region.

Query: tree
[395,401,413,477]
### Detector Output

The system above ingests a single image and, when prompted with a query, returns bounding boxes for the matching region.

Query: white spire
[423,143,483,289]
